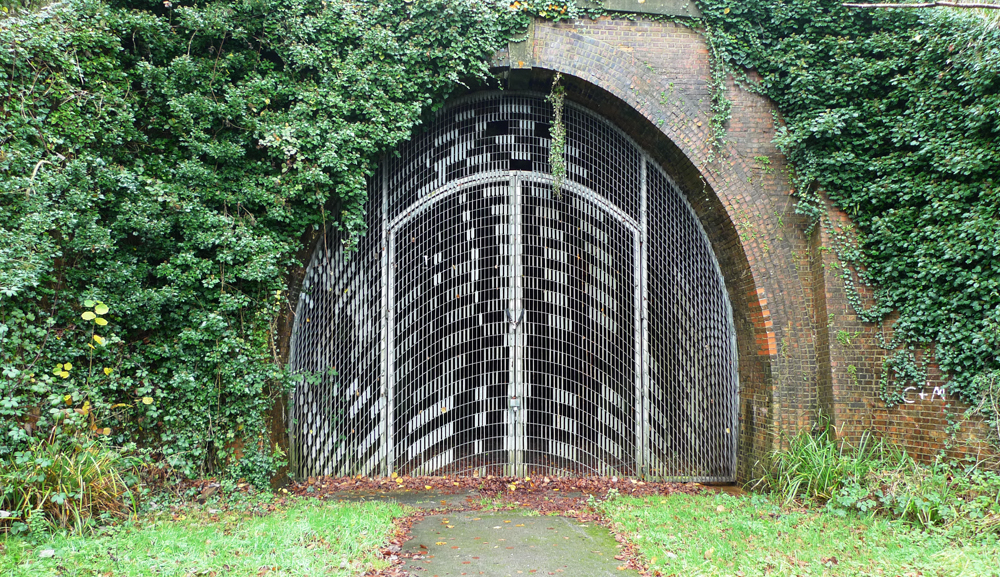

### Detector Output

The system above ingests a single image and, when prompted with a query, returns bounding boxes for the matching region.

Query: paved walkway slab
[400,510,639,577]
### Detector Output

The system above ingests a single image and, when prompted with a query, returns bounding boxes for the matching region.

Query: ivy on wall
[695,0,1000,405]
[2,0,998,480]
[0,0,514,478]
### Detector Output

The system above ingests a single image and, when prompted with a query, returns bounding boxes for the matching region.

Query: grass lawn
[602,492,1000,577]
[0,498,405,577]
[5,490,999,577]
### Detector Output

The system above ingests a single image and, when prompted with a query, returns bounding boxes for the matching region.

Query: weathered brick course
[276,15,994,483]
[509,15,993,478]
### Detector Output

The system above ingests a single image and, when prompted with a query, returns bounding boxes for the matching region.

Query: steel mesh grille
[520,178,638,476]
[645,168,738,481]
[390,179,512,475]
[288,176,384,477]
[289,92,738,481]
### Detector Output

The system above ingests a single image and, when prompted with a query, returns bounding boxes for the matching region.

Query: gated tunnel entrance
[288,92,739,482]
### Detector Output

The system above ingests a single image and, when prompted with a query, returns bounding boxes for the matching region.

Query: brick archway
[276,17,832,485]
[498,18,821,480]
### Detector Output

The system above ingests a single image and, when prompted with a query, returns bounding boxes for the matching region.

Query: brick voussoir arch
[272,17,819,485]
[525,18,817,475]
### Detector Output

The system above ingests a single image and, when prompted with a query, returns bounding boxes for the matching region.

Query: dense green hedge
[1,0,997,480]
[0,0,514,479]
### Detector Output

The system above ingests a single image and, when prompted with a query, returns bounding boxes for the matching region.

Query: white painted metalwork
[288,92,738,481]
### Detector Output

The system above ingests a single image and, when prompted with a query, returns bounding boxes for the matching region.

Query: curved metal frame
[289,91,739,481]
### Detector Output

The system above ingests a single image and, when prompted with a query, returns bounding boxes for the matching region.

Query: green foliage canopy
[0,0,514,477]
[699,0,1000,403]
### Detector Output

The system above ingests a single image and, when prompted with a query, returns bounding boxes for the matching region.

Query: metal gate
[289,92,738,482]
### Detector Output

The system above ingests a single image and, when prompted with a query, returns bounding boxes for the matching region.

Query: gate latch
[509,396,521,411]
[506,309,524,332]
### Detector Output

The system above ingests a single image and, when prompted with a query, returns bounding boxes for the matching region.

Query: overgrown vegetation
[0,432,144,535]
[1,0,515,480]
[2,0,998,486]
[697,0,1000,406]
[758,429,1000,535]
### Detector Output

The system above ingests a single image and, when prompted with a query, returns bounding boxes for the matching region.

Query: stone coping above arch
[575,0,702,17]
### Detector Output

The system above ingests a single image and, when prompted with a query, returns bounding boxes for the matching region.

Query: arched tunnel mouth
[288,91,739,482]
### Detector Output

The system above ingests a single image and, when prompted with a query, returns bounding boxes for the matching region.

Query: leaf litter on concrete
[286,475,706,577]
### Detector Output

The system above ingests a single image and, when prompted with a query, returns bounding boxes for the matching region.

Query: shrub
[0,427,144,534]
[760,429,1000,536]
[762,428,909,503]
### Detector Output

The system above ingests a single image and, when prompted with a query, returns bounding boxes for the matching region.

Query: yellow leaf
[435,542,446,546]
[64,395,73,404]
[82,401,90,416]
[102,428,111,435]
[93,335,105,345]
[104,367,113,376]
[425,485,432,490]
[82,311,97,321]
[59,371,70,379]
[440,406,447,413]
[94,303,109,315]
[142,396,154,405]
[391,472,398,478]
[63,362,72,371]
[724,7,730,13]
[95,317,108,326]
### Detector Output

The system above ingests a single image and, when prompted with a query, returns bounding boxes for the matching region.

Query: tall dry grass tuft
[757,427,1000,536]
[1,437,144,534]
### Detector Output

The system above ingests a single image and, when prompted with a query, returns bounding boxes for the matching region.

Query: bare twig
[843,2,1000,8]
[27,159,55,195]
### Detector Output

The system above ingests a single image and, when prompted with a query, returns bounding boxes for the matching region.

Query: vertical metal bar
[635,158,648,477]
[384,206,398,475]
[379,161,391,476]
[508,174,525,477]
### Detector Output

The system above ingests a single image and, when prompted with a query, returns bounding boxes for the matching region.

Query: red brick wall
[275,15,994,482]
[517,16,994,476]
[818,205,994,464]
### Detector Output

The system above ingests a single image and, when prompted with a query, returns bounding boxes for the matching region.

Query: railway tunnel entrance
[288,91,738,482]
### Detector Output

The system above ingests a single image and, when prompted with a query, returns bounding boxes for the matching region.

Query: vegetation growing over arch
[696,0,999,405]
[1,0,997,484]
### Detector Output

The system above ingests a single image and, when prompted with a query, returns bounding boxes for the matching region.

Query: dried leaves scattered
[288,473,704,500]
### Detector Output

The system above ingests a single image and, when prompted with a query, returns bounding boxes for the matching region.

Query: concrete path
[399,510,639,577]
